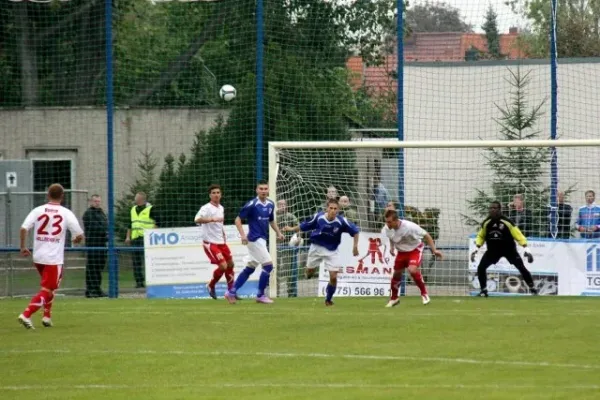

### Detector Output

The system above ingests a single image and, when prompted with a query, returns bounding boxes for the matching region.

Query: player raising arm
[470,201,537,297]
[194,184,235,300]
[285,199,359,306]
[18,184,84,329]
[225,180,284,304]
[383,209,442,307]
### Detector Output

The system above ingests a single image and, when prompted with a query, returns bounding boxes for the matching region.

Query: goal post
[269,139,600,299]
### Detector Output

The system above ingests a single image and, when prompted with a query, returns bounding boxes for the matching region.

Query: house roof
[348,31,525,92]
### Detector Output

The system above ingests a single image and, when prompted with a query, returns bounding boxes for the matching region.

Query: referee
[471,201,538,297]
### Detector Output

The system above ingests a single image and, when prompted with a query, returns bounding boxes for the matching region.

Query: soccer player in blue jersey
[284,199,360,306]
[225,180,284,304]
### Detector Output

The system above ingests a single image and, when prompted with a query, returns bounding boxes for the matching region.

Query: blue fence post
[549,0,559,239]
[396,0,407,296]
[105,0,118,298]
[256,0,264,181]
[291,248,298,297]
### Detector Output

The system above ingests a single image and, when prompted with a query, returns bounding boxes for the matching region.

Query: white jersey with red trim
[383,220,427,252]
[21,203,84,265]
[195,202,225,244]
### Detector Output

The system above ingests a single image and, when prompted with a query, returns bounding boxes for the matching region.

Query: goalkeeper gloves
[470,249,478,262]
[523,251,534,263]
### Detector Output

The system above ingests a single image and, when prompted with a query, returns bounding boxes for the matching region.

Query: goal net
[270,139,600,298]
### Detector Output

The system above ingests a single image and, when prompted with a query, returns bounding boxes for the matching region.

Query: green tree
[0,0,105,106]
[481,5,502,59]
[464,67,551,237]
[405,2,472,33]
[507,0,600,57]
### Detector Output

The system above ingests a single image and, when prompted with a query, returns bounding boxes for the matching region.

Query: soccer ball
[219,84,236,102]
[289,233,304,247]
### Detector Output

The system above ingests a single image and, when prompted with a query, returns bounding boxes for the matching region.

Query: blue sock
[258,264,273,297]
[231,267,254,294]
[326,283,336,302]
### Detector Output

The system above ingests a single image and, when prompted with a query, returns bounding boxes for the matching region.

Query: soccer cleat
[421,294,431,305]
[478,289,489,297]
[256,295,274,304]
[325,300,334,307]
[206,284,217,300]
[530,287,539,296]
[224,291,237,304]
[17,314,34,330]
[385,299,400,308]
[42,317,53,327]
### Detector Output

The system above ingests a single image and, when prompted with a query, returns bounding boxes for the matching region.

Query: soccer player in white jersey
[194,184,235,299]
[285,199,360,306]
[225,180,284,304]
[382,209,442,308]
[17,184,84,329]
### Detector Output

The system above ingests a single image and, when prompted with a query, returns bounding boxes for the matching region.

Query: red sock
[23,290,51,318]
[43,293,54,318]
[224,267,235,291]
[209,268,225,288]
[411,271,427,296]
[390,277,401,300]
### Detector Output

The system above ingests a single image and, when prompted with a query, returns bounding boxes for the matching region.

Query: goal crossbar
[269,139,600,150]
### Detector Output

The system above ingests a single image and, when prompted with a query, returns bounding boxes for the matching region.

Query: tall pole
[256,0,265,181]
[549,0,559,239]
[397,0,407,296]
[105,0,118,298]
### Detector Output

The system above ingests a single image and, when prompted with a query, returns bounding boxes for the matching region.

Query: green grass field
[1,296,599,400]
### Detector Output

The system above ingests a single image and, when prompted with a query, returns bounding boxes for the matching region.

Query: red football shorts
[393,244,424,271]
[203,242,233,265]
[35,263,63,290]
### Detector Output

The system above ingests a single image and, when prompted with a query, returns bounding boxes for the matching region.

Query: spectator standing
[507,194,533,237]
[322,186,339,210]
[552,191,572,239]
[373,177,391,217]
[339,195,358,223]
[82,194,108,297]
[576,190,600,239]
[276,199,300,296]
[125,192,159,288]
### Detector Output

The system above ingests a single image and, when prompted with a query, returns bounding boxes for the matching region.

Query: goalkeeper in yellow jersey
[471,201,538,297]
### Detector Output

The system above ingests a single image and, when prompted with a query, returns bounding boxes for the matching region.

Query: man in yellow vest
[125,192,158,288]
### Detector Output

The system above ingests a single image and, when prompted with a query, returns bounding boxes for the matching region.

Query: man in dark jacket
[507,194,534,237]
[83,194,108,297]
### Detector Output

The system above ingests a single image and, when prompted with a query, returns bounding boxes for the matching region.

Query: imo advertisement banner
[144,225,262,299]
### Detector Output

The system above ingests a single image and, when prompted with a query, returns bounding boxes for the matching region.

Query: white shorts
[243,238,272,267]
[306,244,341,272]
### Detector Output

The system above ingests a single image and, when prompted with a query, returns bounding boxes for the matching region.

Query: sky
[411,0,529,33]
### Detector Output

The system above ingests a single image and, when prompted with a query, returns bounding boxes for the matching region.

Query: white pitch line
[1,309,598,317]
[3,349,599,370]
[0,383,598,391]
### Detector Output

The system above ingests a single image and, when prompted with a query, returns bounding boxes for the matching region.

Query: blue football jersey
[300,212,359,251]
[239,197,275,242]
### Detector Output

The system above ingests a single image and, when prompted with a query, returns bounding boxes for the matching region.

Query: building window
[33,160,72,208]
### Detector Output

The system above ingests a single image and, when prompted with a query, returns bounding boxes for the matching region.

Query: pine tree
[481,5,502,59]
[464,67,552,237]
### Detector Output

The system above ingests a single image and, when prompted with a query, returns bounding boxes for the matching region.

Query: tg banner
[468,237,600,296]
[143,225,263,298]
[318,231,394,297]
